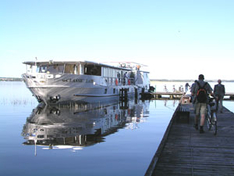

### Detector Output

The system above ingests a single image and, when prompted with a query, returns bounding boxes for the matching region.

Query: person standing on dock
[191,74,213,133]
[214,79,225,113]
[185,83,190,93]
[190,81,196,104]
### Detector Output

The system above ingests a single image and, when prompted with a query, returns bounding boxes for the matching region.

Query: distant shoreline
[150,79,234,82]
[1,77,234,82]
[0,77,22,81]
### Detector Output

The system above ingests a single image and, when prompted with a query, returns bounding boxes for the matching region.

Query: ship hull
[23,74,139,104]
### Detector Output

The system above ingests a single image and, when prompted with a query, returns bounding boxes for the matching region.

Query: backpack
[196,81,208,103]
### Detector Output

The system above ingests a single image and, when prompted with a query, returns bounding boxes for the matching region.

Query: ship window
[47,65,64,74]
[37,135,44,138]
[103,67,108,77]
[84,65,101,76]
[65,64,75,74]
[113,88,115,94]
[39,66,47,73]
[36,66,40,73]
[37,65,64,74]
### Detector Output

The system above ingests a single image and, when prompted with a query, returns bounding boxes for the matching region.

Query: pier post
[135,88,138,99]
[119,88,128,102]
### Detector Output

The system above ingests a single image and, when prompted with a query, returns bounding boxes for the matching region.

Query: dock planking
[146,103,234,176]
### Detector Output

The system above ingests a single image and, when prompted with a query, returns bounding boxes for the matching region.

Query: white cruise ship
[22,60,150,104]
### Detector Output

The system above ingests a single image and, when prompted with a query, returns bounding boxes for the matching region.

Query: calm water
[0,81,233,176]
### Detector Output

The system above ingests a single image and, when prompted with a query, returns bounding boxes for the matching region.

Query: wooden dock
[141,91,184,100]
[151,92,184,99]
[145,103,234,175]
[142,91,234,100]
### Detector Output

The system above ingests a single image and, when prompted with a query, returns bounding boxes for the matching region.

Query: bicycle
[206,97,217,135]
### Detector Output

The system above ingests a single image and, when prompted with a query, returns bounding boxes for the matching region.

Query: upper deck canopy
[23,60,149,73]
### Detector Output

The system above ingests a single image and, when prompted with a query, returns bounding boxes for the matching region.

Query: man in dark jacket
[214,79,225,113]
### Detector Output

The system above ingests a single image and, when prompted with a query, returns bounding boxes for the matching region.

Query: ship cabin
[23,61,149,86]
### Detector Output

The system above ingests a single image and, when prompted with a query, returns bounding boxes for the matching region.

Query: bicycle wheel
[212,112,217,135]
[206,115,212,130]
[213,121,217,135]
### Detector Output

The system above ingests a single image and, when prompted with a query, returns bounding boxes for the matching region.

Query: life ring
[115,78,118,85]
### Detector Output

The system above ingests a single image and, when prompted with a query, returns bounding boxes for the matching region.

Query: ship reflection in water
[22,99,149,154]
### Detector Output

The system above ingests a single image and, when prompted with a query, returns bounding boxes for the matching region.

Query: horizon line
[1,77,234,82]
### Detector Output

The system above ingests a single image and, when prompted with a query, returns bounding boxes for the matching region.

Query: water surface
[1,81,233,176]
[0,82,178,176]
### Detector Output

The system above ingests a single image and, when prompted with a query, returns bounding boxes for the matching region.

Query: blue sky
[1,0,234,80]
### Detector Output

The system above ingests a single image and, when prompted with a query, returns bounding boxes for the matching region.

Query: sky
[1,0,234,80]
